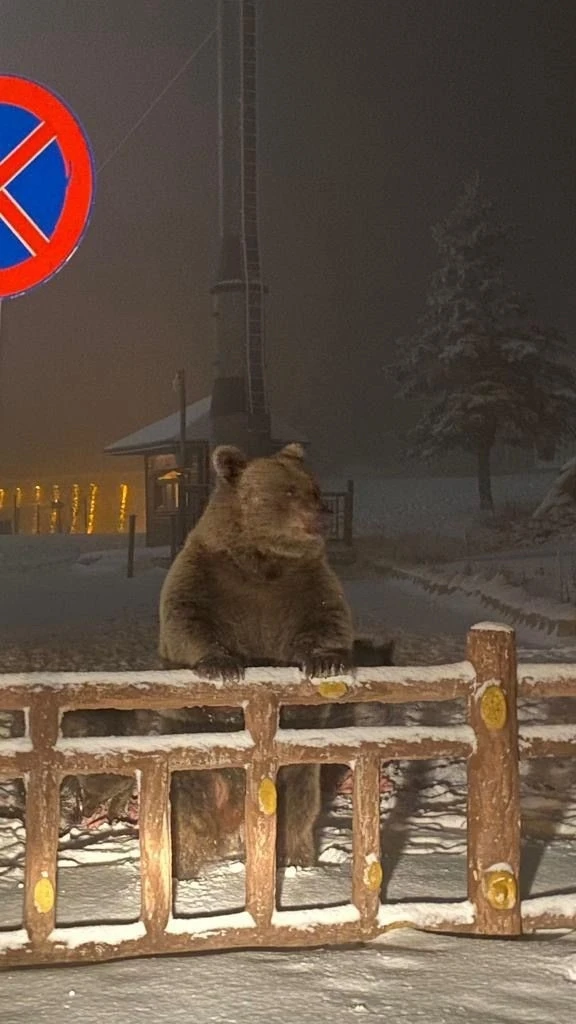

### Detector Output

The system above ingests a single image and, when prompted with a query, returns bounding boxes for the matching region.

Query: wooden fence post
[127,514,137,578]
[139,758,172,940]
[244,696,279,927]
[466,623,521,935]
[24,695,60,946]
[352,752,381,939]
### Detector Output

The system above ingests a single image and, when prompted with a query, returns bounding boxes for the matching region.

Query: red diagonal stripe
[0,190,49,256]
[0,120,56,190]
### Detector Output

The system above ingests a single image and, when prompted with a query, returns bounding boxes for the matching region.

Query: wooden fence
[0,621,575,969]
[321,480,354,546]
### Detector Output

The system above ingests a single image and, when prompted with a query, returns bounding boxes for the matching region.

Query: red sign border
[0,75,95,299]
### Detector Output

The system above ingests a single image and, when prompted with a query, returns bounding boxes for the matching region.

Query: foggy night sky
[0,0,574,477]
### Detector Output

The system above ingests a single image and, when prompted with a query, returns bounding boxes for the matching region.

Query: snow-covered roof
[104,395,309,456]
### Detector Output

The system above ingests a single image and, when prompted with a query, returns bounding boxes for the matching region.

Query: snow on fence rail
[1,621,576,969]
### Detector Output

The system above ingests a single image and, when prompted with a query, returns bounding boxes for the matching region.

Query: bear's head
[210,443,327,558]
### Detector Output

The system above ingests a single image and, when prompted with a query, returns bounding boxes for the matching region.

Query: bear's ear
[212,446,248,483]
[278,442,305,461]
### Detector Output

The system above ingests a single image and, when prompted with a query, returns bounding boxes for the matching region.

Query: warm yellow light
[49,484,61,534]
[70,484,80,534]
[15,487,22,508]
[33,485,42,534]
[118,483,128,533]
[0,488,4,511]
[87,483,98,535]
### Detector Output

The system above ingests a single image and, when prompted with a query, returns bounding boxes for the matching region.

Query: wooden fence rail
[1,622,576,968]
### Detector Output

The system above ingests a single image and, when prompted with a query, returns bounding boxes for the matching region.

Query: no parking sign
[0,75,95,299]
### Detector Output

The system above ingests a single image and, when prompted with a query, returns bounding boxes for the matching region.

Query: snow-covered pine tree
[393,174,576,510]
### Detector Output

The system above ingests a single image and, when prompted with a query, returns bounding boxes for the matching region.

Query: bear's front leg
[277,764,322,867]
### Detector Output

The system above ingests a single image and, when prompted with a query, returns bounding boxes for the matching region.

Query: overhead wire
[97,27,216,173]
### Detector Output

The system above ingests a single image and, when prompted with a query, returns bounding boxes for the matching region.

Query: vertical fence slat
[352,751,381,938]
[244,697,279,927]
[139,759,172,939]
[466,623,521,935]
[24,695,60,945]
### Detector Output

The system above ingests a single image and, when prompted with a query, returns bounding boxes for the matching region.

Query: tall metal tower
[210,0,272,457]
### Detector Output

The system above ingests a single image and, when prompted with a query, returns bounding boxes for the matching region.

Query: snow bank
[167,911,255,936]
[521,893,576,921]
[51,920,146,950]
[378,900,475,928]
[278,724,475,750]
[272,905,360,930]
[0,737,32,753]
[386,564,576,636]
[57,731,254,756]
[0,927,28,953]
[519,724,576,750]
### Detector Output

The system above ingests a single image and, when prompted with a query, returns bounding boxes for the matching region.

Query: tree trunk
[477,443,494,511]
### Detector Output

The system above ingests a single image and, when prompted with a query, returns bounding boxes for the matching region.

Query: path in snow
[0,565,163,633]
[0,558,558,651]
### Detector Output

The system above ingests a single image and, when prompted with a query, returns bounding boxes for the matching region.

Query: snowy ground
[322,467,553,538]
[1,533,576,1020]
[1,929,576,1024]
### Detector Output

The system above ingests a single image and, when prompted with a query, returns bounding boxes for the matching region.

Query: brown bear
[156,442,355,877]
[63,446,396,879]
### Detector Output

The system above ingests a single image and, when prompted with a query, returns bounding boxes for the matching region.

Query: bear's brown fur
[157,442,354,876]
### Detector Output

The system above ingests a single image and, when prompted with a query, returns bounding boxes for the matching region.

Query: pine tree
[393,174,576,510]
